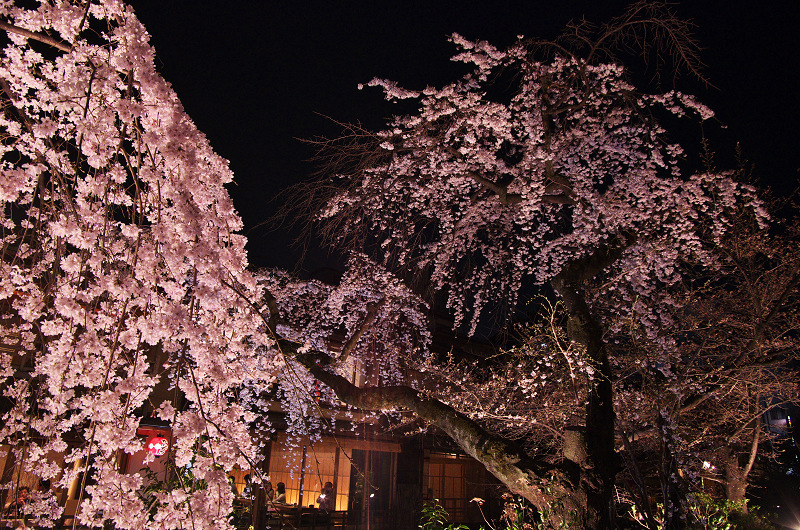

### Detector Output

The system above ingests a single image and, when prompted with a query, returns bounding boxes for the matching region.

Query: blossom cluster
[321,35,764,337]
[0,2,272,528]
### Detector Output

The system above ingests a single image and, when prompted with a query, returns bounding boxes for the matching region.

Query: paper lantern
[146,436,169,456]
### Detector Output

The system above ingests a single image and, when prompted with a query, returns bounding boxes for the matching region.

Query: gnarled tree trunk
[551,275,618,529]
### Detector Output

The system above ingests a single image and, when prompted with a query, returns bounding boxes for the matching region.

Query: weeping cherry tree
[1,2,273,528]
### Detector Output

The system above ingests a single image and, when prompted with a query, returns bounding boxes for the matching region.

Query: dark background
[128,1,800,272]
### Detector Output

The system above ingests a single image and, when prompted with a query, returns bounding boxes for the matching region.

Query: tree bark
[723,419,761,511]
[550,275,617,529]
[724,458,748,508]
[546,239,631,529]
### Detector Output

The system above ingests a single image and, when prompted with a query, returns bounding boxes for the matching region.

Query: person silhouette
[316,481,334,512]
[274,482,287,504]
[3,487,29,518]
[264,481,274,502]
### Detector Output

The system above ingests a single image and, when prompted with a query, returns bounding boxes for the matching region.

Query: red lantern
[146,436,169,456]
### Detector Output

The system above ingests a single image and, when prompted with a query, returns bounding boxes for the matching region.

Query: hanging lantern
[146,435,169,456]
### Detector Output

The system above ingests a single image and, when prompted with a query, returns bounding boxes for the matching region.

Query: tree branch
[232,281,583,518]
[742,419,761,478]
[557,231,636,285]
[294,351,574,512]
[0,21,72,53]
[339,300,381,361]
[465,171,522,205]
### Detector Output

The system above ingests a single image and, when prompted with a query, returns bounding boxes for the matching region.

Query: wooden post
[298,445,307,507]
[332,446,340,510]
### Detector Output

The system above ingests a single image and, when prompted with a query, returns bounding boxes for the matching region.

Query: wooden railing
[264,507,349,529]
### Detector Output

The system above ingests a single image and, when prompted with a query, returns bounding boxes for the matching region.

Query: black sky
[128,1,800,272]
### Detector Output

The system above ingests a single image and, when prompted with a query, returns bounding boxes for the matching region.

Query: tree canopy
[295,9,780,527]
[1,2,797,530]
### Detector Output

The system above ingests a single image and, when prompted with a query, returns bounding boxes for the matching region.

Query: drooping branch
[0,21,72,53]
[1,5,269,528]
[554,1,709,85]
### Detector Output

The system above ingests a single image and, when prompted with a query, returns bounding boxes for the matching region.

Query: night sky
[128,1,800,272]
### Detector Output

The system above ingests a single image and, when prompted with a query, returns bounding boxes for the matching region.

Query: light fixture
[146,436,169,457]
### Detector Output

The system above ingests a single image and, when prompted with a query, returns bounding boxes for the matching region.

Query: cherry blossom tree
[0,2,272,529]
[1,2,791,529]
[289,5,767,527]
[610,199,800,526]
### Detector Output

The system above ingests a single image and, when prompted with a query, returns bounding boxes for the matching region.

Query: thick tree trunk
[546,235,637,528]
[551,275,618,529]
[724,459,748,508]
